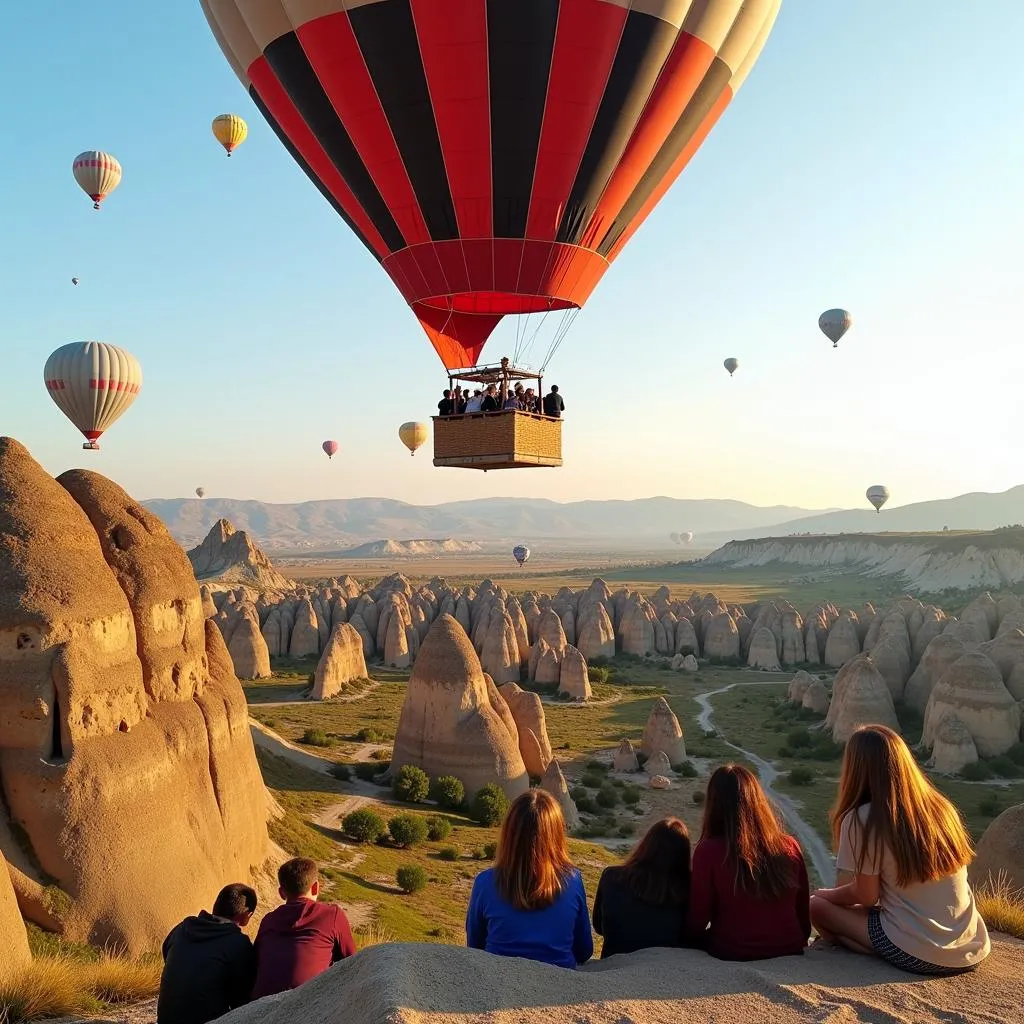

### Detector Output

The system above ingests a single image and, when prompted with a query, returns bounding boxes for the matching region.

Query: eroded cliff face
[704,536,1024,593]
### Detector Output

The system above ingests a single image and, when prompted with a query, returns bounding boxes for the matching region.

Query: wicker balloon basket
[432,411,562,470]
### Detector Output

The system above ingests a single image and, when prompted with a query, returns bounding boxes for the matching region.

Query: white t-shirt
[837,805,990,969]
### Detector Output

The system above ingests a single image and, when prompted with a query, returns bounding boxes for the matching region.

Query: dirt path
[248,679,380,709]
[693,681,835,886]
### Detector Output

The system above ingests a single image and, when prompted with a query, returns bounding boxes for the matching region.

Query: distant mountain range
[141,486,1024,553]
[141,496,832,551]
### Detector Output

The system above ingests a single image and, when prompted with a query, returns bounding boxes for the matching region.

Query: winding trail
[694,681,835,885]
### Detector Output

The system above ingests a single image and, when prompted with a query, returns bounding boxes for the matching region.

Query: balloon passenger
[593,817,691,958]
[687,764,810,960]
[809,725,990,975]
[437,389,455,416]
[466,790,593,968]
[543,385,565,418]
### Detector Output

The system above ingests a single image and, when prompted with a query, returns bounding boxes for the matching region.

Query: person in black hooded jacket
[157,883,258,1024]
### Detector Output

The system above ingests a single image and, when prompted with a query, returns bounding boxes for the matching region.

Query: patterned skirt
[867,908,977,977]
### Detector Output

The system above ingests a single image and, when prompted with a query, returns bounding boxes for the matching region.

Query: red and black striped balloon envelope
[201,0,780,370]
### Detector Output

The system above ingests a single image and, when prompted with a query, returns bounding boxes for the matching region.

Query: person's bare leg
[810,897,874,956]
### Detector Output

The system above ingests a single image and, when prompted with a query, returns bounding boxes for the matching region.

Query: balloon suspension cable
[509,303,578,373]
[540,307,580,372]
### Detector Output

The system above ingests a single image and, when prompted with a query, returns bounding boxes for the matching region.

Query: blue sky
[2,1,1022,509]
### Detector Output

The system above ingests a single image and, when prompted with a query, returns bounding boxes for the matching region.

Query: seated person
[252,858,356,998]
[687,765,810,961]
[466,790,592,968]
[594,817,691,958]
[157,883,258,1024]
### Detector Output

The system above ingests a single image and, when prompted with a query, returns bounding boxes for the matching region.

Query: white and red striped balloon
[43,342,142,449]
[72,151,122,210]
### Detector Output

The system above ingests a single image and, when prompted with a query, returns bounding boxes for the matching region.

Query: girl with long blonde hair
[466,789,593,967]
[810,725,990,974]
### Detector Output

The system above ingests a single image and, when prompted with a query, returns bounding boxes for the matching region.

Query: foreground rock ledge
[220,938,1024,1024]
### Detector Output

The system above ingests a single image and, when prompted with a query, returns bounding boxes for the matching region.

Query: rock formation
[227,615,272,680]
[390,615,528,800]
[703,613,740,661]
[613,739,639,772]
[0,862,29,981]
[905,634,967,714]
[576,603,616,661]
[187,518,291,589]
[498,682,553,778]
[289,599,321,658]
[645,750,672,776]
[928,713,979,774]
[649,774,671,789]
[787,670,816,704]
[922,652,1021,758]
[826,655,899,743]
[0,441,269,953]
[970,803,1024,892]
[540,760,579,830]
[311,623,368,700]
[558,646,591,701]
[747,627,782,671]
[801,680,829,715]
[824,613,861,668]
[641,698,686,764]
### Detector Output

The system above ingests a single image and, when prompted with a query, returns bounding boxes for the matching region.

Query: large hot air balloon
[866,485,890,513]
[819,309,852,348]
[196,487,206,498]
[72,151,122,210]
[322,439,339,460]
[512,545,530,567]
[398,421,428,456]
[723,357,739,377]
[200,1,780,371]
[212,113,248,155]
[43,342,142,449]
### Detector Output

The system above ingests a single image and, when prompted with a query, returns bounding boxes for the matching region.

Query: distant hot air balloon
[819,309,852,348]
[201,1,781,372]
[682,531,694,543]
[43,342,142,449]
[398,421,428,456]
[723,358,739,377]
[322,440,339,460]
[669,532,680,545]
[512,545,530,567]
[212,114,248,156]
[866,485,890,513]
[71,277,80,286]
[196,487,206,498]
[73,151,122,210]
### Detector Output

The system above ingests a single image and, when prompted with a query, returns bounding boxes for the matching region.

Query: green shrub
[989,755,1023,779]
[617,823,636,838]
[787,729,812,750]
[329,763,351,782]
[692,791,705,805]
[777,746,794,759]
[585,760,608,772]
[353,762,380,781]
[425,815,452,842]
[471,848,487,860]
[437,846,460,862]
[961,760,995,781]
[388,813,429,848]
[580,772,604,789]
[431,775,466,810]
[343,808,386,844]
[396,865,428,894]
[570,786,589,803]
[621,787,641,806]
[356,727,381,742]
[483,841,497,859]
[788,767,814,786]
[674,760,698,778]
[587,666,611,684]
[393,764,430,803]
[300,728,331,748]
[979,796,1003,818]
[1007,743,1024,766]
[596,785,619,808]
[370,748,392,762]
[471,784,509,827]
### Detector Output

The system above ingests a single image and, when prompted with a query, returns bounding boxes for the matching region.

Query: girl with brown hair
[593,817,691,958]
[687,764,810,960]
[466,789,593,967]
[810,725,989,974]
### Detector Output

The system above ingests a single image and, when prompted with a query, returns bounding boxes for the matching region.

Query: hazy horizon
[4,2,1022,510]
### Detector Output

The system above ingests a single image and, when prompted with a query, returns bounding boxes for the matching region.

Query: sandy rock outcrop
[905,634,967,714]
[923,652,1021,758]
[747,627,782,671]
[390,615,528,800]
[826,655,900,743]
[0,860,30,981]
[540,760,579,830]
[227,615,272,680]
[497,682,554,779]
[780,612,805,665]
[0,441,269,953]
[702,613,740,661]
[289,599,320,658]
[558,646,591,701]
[311,623,368,700]
[801,680,830,715]
[187,519,291,590]
[674,616,700,657]
[649,774,671,789]
[787,670,816,704]
[645,750,672,776]
[576,604,615,662]
[979,629,1024,700]
[970,803,1024,892]
[480,609,520,685]
[618,601,655,657]
[825,613,861,668]
[928,713,979,774]
[641,698,686,764]
[868,634,911,702]
[613,739,639,772]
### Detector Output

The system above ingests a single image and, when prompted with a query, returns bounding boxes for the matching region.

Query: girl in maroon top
[687,764,810,961]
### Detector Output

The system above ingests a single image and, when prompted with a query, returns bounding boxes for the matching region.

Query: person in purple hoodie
[252,858,355,998]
